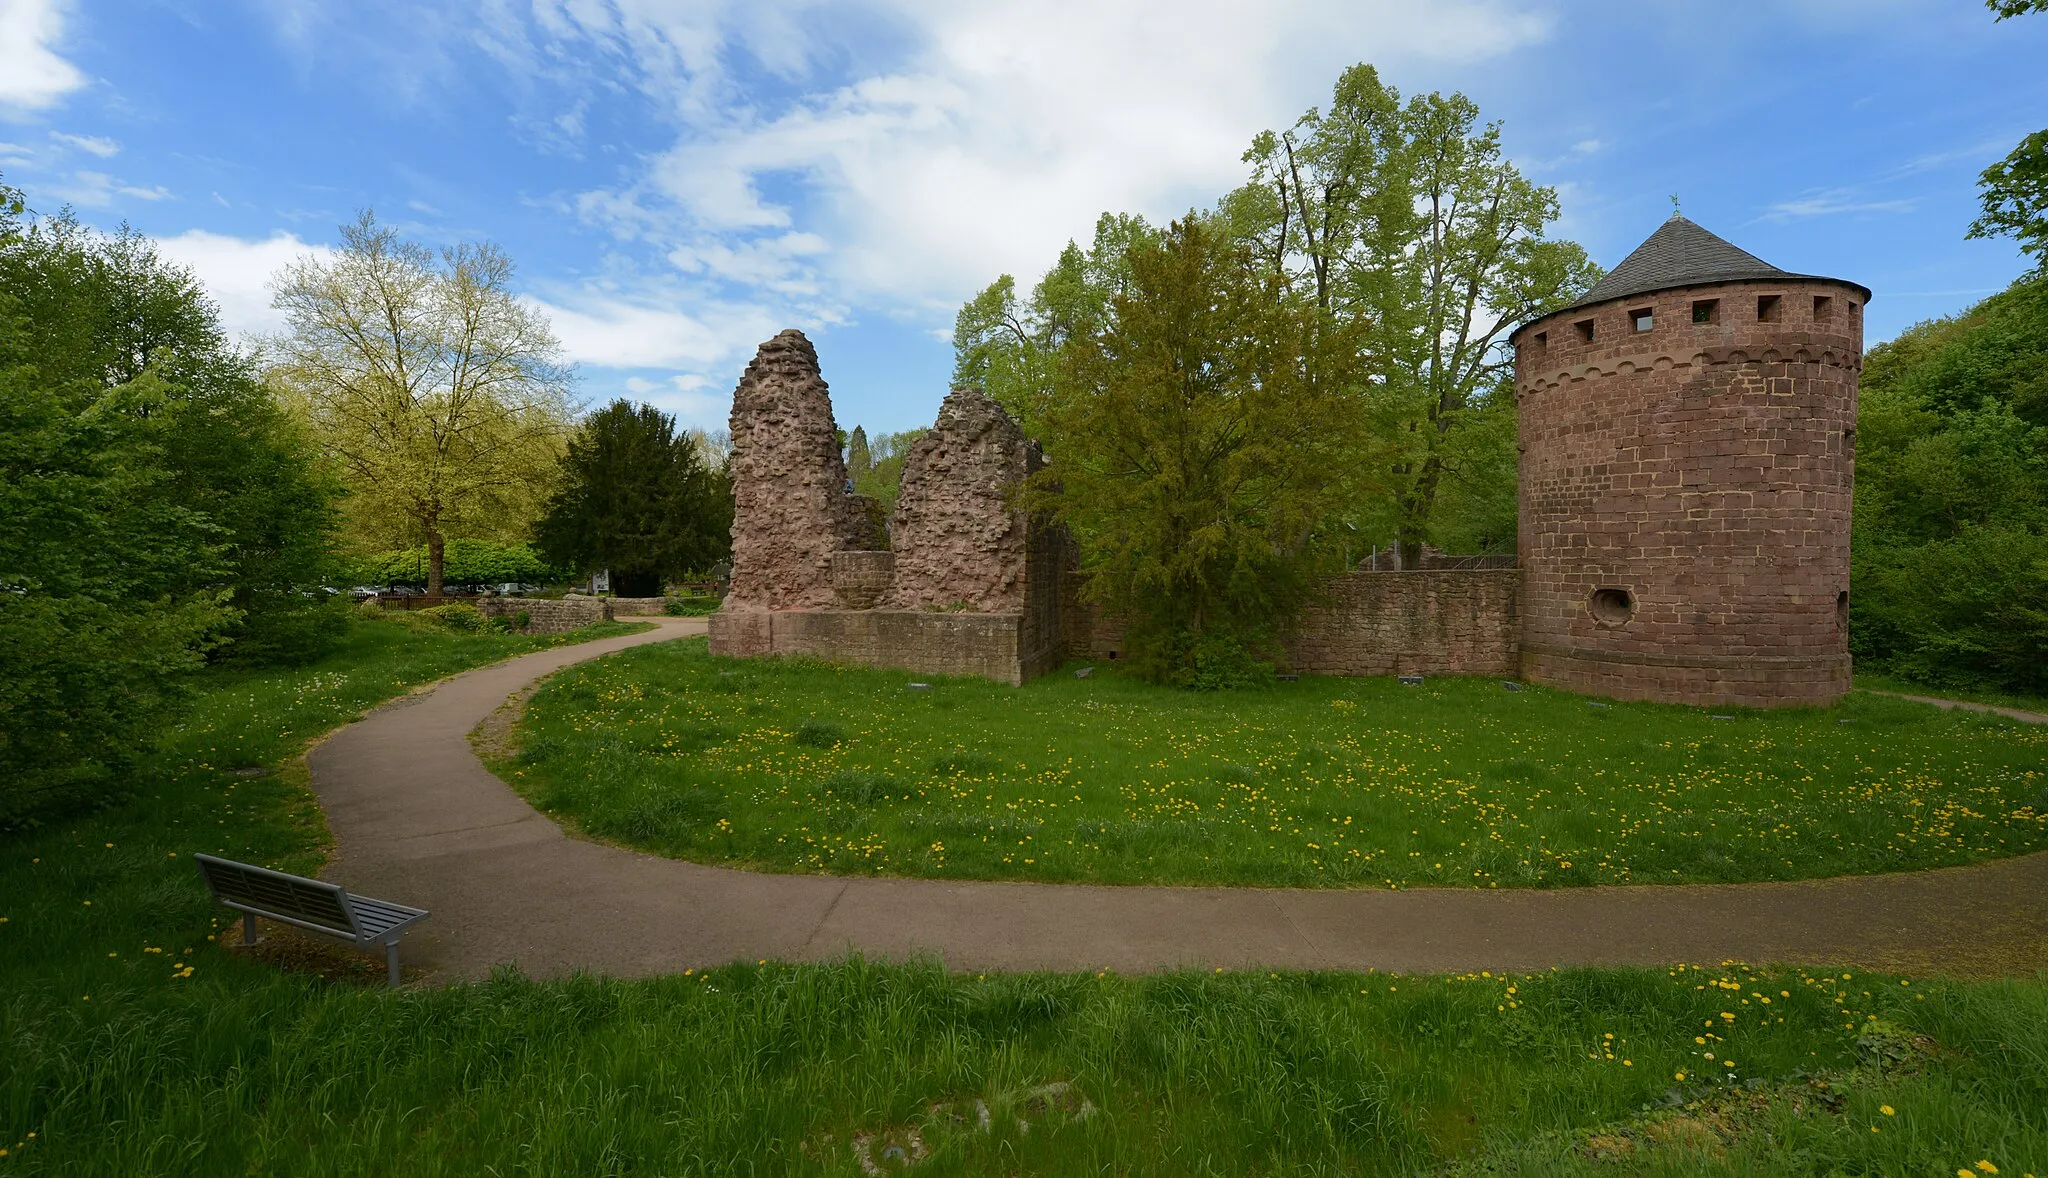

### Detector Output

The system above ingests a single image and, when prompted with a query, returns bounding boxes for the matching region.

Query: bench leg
[386,941,401,989]
[242,911,257,945]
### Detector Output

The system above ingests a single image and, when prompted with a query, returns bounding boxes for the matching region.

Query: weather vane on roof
[1670,194,1682,217]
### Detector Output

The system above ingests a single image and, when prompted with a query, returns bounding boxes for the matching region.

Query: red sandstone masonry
[1512,278,1862,707]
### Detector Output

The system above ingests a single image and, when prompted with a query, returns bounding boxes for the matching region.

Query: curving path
[308,621,2048,983]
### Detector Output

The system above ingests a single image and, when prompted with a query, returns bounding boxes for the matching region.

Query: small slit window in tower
[1692,299,1718,324]
[1813,295,1834,321]
[1757,294,1782,323]
[1532,330,1547,352]
[1574,318,1595,343]
[1836,591,1849,630]
[1630,307,1654,333]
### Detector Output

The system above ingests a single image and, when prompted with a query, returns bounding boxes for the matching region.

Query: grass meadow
[5,620,2046,1174]
[505,639,2048,888]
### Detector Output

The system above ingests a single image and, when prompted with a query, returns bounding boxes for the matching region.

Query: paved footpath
[309,620,2048,983]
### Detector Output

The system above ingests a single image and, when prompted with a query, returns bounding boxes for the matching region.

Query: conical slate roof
[1570,215,1787,308]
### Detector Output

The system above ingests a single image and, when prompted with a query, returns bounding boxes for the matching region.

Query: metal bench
[194,854,429,988]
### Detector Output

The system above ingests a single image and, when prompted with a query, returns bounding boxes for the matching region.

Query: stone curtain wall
[723,330,862,610]
[1514,278,1862,707]
[477,596,611,634]
[599,596,668,616]
[1285,570,1520,676]
[885,388,1036,611]
[1071,571,1517,675]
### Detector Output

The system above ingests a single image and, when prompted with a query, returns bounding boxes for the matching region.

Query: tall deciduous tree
[269,212,574,595]
[532,400,732,597]
[1231,65,1599,564]
[1040,216,1378,685]
[1,180,340,827]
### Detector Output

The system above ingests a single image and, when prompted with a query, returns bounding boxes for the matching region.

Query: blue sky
[2,0,2043,436]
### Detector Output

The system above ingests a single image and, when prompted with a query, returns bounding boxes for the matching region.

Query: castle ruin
[710,216,1865,707]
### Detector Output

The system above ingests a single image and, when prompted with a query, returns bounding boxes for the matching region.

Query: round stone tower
[1509,215,1868,708]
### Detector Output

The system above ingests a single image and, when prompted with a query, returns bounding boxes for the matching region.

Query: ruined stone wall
[885,387,1034,612]
[1514,278,1862,707]
[707,608,1032,684]
[476,596,611,634]
[723,330,860,610]
[1285,570,1519,676]
[1068,570,1518,676]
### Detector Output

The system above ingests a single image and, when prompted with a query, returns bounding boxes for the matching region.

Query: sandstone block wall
[1513,278,1862,707]
[1069,570,1518,677]
[723,330,866,609]
[708,608,1031,684]
[477,596,611,634]
[885,387,1036,612]
[601,596,670,616]
[1286,570,1520,676]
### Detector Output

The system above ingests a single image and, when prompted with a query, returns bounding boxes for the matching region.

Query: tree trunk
[426,529,445,598]
[1397,454,1446,570]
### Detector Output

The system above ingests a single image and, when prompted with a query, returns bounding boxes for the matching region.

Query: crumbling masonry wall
[885,388,1037,612]
[722,330,867,610]
[709,333,1071,684]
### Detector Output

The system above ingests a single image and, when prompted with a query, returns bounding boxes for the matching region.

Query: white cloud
[522,289,782,371]
[539,0,1555,311]
[47,169,170,207]
[152,229,331,339]
[622,372,726,427]
[0,0,85,111]
[1758,188,1918,222]
[49,129,116,156]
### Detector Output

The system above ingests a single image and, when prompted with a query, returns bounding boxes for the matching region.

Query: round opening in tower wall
[1588,588,1635,627]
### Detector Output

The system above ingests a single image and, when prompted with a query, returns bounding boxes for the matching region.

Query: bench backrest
[194,853,356,935]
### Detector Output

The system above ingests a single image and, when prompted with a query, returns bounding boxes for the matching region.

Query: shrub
[415,603,487,633]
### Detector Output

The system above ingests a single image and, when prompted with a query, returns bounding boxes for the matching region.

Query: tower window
[1574,318,1595,343]
[1813,295,1834,321]
[1531,331,1547,352]
[1630,307,1654,333]
[1757,294,1782,323]
[1692,299,1718,324]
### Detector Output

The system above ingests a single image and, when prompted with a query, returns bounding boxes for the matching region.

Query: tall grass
[4,618,2044,1175]
[506,640,2048,888]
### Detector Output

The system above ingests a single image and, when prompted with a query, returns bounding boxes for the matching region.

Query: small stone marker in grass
[1074,667,1094,679]
[1710,714,1735,721]
[1399,675,1424,686]
[1502,681,1523,692]
[1589,701,1610,709]
[908,683,931,691]
[1277,674,1299,682]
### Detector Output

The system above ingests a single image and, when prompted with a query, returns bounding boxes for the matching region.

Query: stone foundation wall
[1286,570,1519,676]
[477,596,611,634]
[709,608,1031,684]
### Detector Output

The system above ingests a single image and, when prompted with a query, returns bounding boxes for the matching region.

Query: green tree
[1971,129,2048,269]
[951,213,1155,440]
[1,181,341,826]
[846,425,872,479]
[532,400,732,597]
[1039,217,1378,685]
[1851,275,2048,690]
[269,212,574,596]
[1972,0,2048,267]
[1232,65,1599,564]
